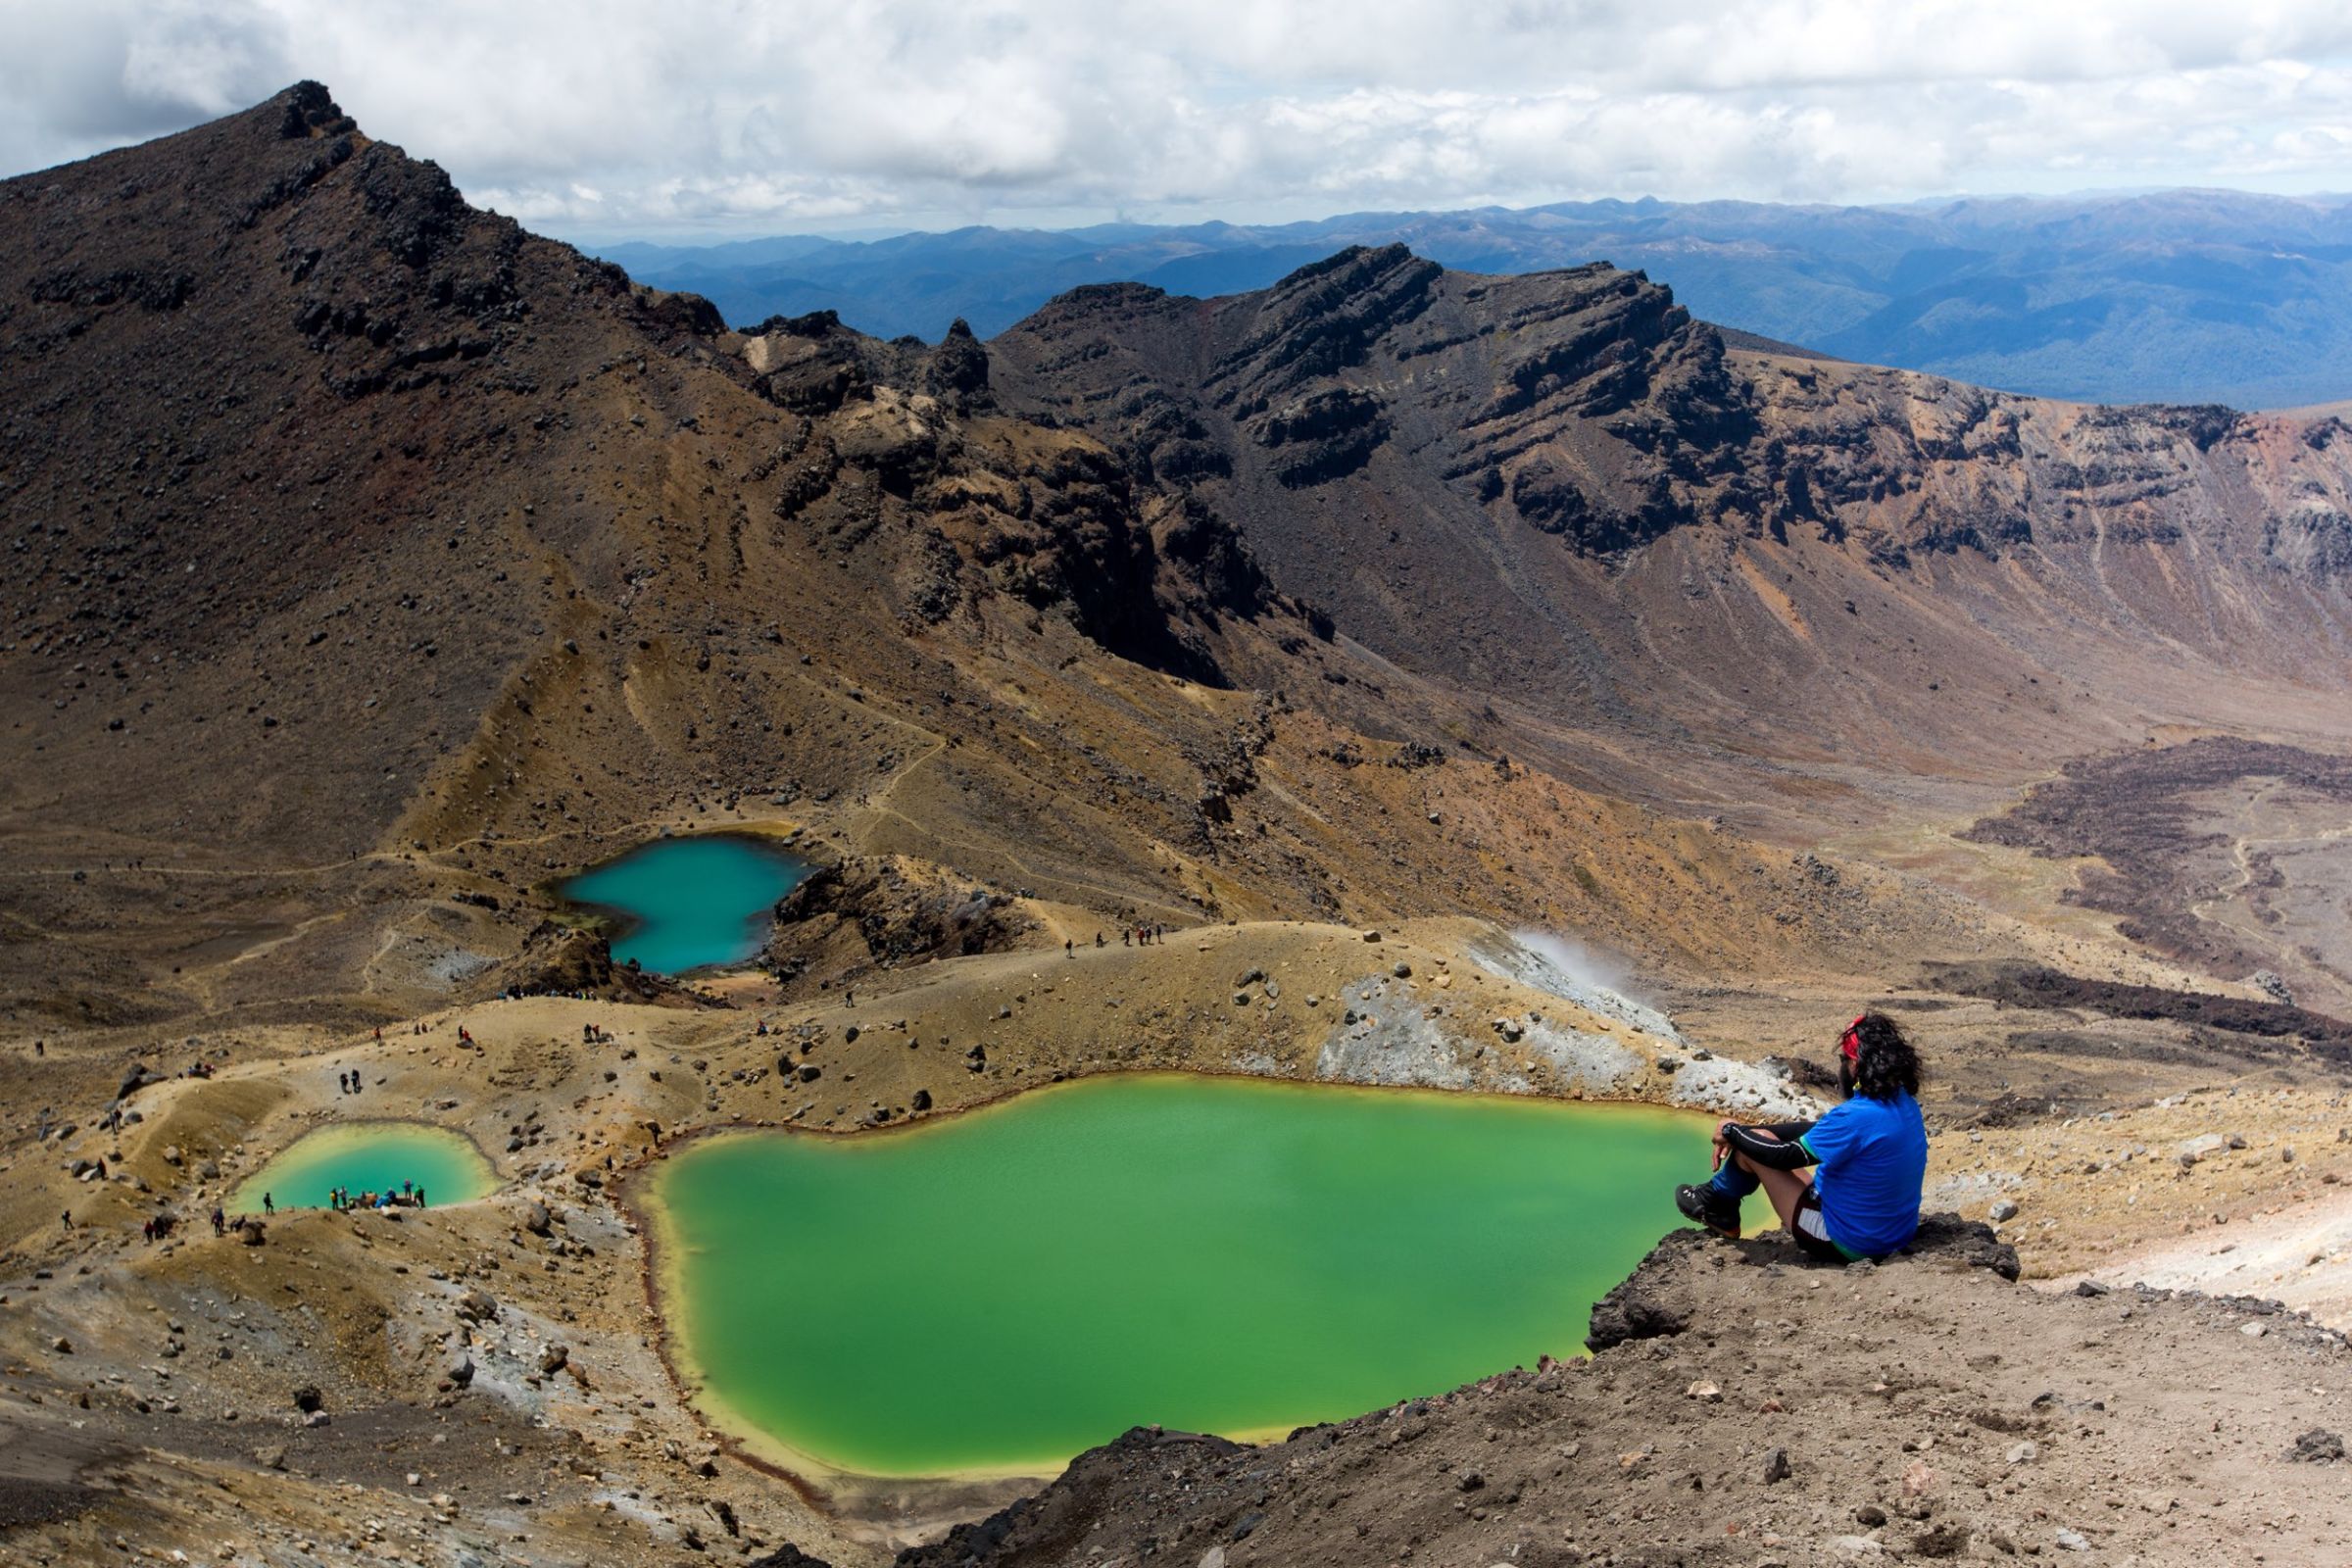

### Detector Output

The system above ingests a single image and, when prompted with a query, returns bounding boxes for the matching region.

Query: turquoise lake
[229,1122,498,1214]
[561,834,808,974]
[648,1073,1749,1480]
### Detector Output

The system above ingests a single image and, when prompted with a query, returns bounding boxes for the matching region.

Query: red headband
[1838,1014,1866,1063]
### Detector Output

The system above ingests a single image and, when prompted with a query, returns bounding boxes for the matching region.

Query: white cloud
[2,0,2349,234]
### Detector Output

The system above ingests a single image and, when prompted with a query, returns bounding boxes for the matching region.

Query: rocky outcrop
[767,857,1031,987]
[922,318,993,411]
[994,248,1771,558]
[488,921,695,1005]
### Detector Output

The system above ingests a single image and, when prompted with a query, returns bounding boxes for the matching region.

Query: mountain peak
[270,80,358,141]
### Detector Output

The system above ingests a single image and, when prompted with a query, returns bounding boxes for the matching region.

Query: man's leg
[1732,1151,1815,1233]
[1704,1120,1813,1202]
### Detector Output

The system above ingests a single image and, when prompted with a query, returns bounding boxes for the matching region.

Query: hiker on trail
[1095,932,1104,948]
[1677,1012,1928,1263]
[263,1192,274,1215]
[210,1207,225,1237]
[415,1186,426,1208]
[1065,939,1074,957]
[1122,929,1131,948]
[142,1217,155,1242]
[60,1210,72,1232]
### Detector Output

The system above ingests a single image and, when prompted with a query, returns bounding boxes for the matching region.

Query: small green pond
[647,1073,1739,1480]
[229,1122,499,1215]
[561,833,808,974]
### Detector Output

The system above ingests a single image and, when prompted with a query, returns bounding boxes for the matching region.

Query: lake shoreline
[624,1068,1736,1512]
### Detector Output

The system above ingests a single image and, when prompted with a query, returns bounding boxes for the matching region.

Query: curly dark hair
[1849,1011,1922,1102]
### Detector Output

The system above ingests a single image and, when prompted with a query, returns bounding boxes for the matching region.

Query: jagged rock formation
[6,81,2352,1032]
[992,247,2352,746]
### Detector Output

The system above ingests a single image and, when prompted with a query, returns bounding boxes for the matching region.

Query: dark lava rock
[745,1545,831,1568]
[922,318,992,411]
[2291,1429,2345,1463]
[899,1427,1245,1568]
[290,1385,322,1414]
[1585,1230,1700,1350]
[1905,1211,2022,1282]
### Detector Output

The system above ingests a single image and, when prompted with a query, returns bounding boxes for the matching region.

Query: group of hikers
[138,1191,277,1243]
[329,1180,427,1212]
[127,1177,436,1239]
[1059,925,1170,956]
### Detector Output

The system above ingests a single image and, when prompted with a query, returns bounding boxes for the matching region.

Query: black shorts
[1789,1184,1852,1262]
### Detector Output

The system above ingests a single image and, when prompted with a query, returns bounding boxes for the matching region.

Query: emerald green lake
[561,833,808,974]
[229,1122,498,1214]
[649,1073,1731,1480]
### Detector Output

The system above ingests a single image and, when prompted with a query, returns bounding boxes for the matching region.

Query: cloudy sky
[3,0,2349,239]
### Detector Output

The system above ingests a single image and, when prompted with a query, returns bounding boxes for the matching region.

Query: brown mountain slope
[0,85,1951,1038]
[990,249,2352,816]
[6,83,2352,1041]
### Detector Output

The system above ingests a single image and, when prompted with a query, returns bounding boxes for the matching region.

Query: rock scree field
[4,81,2352,1567]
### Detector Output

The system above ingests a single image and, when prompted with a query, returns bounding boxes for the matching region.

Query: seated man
[1677,1012,1928,1262]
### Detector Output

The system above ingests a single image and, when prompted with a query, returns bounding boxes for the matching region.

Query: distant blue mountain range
[590,191,2352,409]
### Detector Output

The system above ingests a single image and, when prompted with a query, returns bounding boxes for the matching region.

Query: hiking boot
[1676,1183,1741,1240]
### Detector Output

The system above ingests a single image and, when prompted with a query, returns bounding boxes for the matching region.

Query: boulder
[2290,1429,2345,1464]
[2178,1133,2227,1166]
